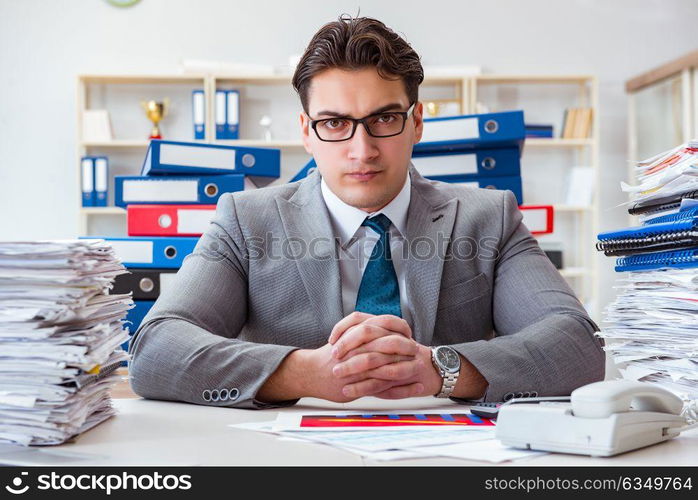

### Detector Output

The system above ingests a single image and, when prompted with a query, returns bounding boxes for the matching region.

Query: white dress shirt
[320,173,414,330]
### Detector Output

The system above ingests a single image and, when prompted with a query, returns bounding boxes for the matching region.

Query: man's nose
[347,122,380,162]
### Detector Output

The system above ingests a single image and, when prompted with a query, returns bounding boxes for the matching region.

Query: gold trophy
[140,98,169,139]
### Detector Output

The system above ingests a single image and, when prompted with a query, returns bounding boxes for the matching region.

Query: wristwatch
[431,346,461,398]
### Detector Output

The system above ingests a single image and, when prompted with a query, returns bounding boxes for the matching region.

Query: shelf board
[475,75,595,84]
[79,74,207,84]
[553,204,593,212]
[80,207,126,216]
[82,140,152,148]
[559,267,587,278]
[214,139,306,149]
[81,139,307,150]
[526,138,593,147]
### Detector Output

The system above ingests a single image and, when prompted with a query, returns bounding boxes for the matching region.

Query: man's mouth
[347,170,381,181]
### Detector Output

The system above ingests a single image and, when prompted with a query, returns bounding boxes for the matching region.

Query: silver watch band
[437,371,458,398]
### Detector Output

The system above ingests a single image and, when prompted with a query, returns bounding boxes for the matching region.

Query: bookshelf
[76,72,599,317]
[470,74,599,318]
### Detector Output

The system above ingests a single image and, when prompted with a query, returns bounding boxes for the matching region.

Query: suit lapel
[275,171,344,340]
[404,165,458,346]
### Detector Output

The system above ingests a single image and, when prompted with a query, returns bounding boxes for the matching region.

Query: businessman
[129,15,605,409]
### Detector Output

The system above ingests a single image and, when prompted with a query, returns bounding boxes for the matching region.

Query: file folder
[226,90,240,140]
[615,249,698,272]
[115,174,244,208]
[438,175,523,205]
[596,217,698,256]
[99,236,199,268]
[192,90,205,140]
[414,110,525,154]
[127,204,216,236]
[519,205,554,235]
[215,90,226,140]
[411,147,521,180]
[113,268,177,300]
[121,299,156,363]
[81,157,94,207]
[140,140,280,178]
[93,156,109,207]
[124,300,155,334]
[290,158,319,182]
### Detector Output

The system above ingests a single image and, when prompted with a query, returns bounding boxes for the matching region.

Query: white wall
[1,0,697,316]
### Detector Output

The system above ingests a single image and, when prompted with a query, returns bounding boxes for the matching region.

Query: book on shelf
[561,107,593,139]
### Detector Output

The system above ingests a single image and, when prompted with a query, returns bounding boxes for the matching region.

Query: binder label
[109,240,154,264]
[411,154,477,176]
[122,179,199,202]
[160,143,236,170]
[177,208,216,233]
[420,117,479,143]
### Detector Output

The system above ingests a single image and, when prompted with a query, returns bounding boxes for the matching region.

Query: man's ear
[412,101,424,144]
[300,112,313,155]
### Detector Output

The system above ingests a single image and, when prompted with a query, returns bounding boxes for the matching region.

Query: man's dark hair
[292,15,424,114]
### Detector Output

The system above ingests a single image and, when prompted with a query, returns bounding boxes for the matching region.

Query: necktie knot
[361,213,392,235]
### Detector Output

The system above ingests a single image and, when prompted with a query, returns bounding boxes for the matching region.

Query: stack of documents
[622,141,698,211]
[230,411,545,463]
[0,240,133,445]
[599,269,698,399]
[598,141,698,403]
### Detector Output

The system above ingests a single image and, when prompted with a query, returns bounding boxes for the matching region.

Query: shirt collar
[321,171,411,246]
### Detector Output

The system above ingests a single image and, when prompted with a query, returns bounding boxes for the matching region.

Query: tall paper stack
[597,142,698,406]
[0,240,133,445]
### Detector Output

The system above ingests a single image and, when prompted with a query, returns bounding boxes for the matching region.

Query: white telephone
[495,380,690,457]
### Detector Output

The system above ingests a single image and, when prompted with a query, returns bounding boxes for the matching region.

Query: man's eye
[323,119,348,129]
[376,114,397,124]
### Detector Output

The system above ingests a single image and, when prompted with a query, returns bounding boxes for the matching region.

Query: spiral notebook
[615,249,698,272]
[596,218,698,256]
[627,189,698,216]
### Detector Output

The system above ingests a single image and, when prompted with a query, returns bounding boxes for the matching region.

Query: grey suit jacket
[129,165,605,409]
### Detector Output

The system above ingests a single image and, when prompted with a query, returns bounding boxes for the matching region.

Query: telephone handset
[570,380,684,418]
[496,380,690,457]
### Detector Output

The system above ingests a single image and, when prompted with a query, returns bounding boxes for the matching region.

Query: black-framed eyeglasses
[309,103,415,142]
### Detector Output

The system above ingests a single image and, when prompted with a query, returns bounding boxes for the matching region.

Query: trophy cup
[141,98,169,139]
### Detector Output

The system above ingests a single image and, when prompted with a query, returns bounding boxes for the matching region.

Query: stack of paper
[599,269,698,400]
[621,141,698,206]
[230,411,545,463]
[0,240,133,446]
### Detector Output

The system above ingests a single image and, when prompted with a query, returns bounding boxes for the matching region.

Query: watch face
[436,347,460,372]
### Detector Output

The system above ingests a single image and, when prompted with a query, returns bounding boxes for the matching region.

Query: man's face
[300,67,423,213]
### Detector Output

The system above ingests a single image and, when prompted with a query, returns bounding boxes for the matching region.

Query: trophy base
[149,134,162,140]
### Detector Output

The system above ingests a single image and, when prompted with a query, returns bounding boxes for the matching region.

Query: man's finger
[361,315,412,340]
[332,324,394,359]
[341,378,395,399]
[373,382,425,400]
[365,359,424,381]
[328,311,374,345]
[338,335,419,361]
[332,352,414,378]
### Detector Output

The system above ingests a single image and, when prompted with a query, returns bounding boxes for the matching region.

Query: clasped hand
[311,311,442,402]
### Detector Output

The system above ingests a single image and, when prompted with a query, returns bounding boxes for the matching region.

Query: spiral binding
[615,248,698,272]
[645,206,698,225]
[627,189,698,216]
[596,230,698,254]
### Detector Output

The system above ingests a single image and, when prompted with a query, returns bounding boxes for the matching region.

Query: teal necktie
[354,213,402,318]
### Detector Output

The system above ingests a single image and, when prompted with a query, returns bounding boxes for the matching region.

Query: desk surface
[1,397,696,466]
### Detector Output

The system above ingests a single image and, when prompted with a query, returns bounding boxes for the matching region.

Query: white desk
[0,397,696,466]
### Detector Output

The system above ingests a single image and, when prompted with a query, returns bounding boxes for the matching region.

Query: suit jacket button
[202,390,212,402]
[220,388,229,400]
[211,389,220,402]
[503,392,515,401]
[229,388,240,401]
